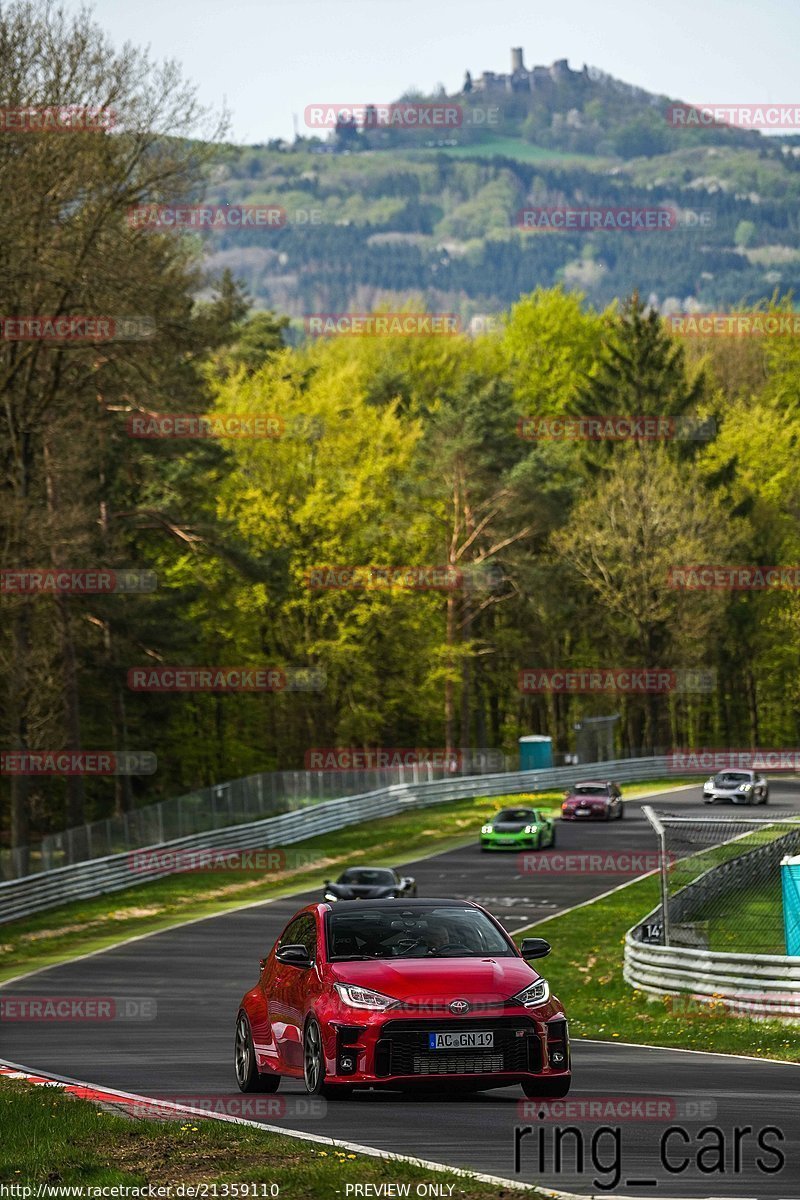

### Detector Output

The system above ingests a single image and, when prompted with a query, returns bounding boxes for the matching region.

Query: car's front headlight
[481,824,493,834]
[324,892,339,902]
[334,983,397,1011]
[511,978,550,1008]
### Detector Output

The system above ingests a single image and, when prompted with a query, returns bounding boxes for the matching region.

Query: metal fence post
[642,804,670,946]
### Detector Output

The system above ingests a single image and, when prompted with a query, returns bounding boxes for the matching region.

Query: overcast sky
[75,0,797,144]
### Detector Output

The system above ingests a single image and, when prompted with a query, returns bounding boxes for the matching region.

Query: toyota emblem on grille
[449,999,470,1014]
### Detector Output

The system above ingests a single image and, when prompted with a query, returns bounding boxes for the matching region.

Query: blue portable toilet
[519,735,553,771]
[781,855,800,956]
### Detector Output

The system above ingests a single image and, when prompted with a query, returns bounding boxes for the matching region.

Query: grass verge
[0,1077,543,1197]
[0,778,694,985]
[515,873,799,1062]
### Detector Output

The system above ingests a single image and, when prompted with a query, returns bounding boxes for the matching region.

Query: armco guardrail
[0,756,674,924]
[1,752,516,881]
[624,819,800,1017]
[624,929,800,1018]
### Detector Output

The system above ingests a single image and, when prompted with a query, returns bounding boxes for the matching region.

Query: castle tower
[511,47,525,73]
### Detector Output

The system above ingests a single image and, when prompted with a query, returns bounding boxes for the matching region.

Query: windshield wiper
[425,949,483,957]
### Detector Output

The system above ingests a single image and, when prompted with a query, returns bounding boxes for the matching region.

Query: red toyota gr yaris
[235,898,570,1099]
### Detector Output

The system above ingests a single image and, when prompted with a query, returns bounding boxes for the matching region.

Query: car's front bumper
[561,808,608,820]
[481,832,541,849]
[318,1006,570,1088]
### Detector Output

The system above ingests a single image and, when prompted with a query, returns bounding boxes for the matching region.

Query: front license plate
[428,1030,494,1050]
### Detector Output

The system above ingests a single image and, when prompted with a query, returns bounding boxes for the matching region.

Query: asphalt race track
[3,783,800,1197]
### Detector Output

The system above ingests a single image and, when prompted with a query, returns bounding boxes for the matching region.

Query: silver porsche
[702,769,769,805]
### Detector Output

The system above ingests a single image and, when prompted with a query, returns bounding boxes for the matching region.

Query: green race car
[480,805,556,851]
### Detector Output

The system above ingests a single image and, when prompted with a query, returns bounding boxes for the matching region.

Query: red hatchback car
[561,780,624,821]
[235,898,570,1099]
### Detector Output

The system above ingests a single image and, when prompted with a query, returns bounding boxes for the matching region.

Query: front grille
[412,1052,504,1075]
[375,1017,538,1077]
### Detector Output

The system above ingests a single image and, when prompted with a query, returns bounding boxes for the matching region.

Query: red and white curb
[1,1059,762,1200]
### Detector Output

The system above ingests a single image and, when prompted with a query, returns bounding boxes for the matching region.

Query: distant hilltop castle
[465,48,589,94]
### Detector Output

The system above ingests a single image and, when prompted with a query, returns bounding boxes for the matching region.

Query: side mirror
[520,937,551,960]
[563,789,570,797]
[276,943,312,968]
[259,957,267,971]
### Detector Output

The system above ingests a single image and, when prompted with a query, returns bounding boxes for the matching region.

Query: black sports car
[323,866,417,902]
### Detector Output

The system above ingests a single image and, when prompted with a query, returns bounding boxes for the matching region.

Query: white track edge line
[0,1057,756,1200]
[576,1037,800,1068]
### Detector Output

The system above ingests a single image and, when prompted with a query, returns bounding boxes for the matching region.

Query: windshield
[338,868,395,885]
[495,808,536,822]
[714,772,752,785]
[573,785,608,796]
[326,905,515,960]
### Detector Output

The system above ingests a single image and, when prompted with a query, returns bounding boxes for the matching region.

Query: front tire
[303,1018,352,1099]
[235,1012,280,1093]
